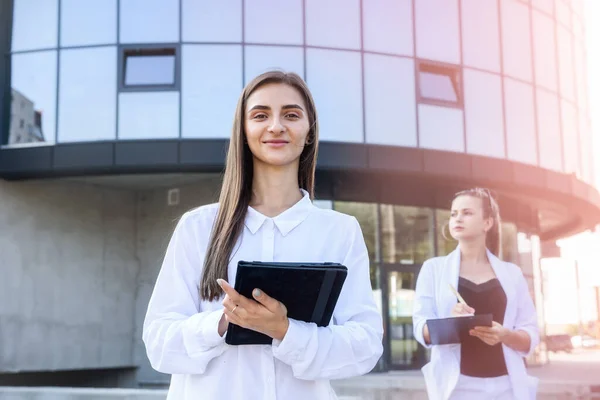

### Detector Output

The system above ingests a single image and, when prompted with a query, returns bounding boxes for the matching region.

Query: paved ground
[332,348,600,400]
[1,349,599,399]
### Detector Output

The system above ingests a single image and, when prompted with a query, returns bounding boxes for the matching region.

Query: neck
[459,238,488,265]
[250,160,302,217]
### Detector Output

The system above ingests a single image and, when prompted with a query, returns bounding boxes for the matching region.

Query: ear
[483,216,494,233]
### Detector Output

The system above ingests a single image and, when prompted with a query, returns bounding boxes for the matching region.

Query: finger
[217,279,253,308]
[252,288,282,313]
[223,307,244,327]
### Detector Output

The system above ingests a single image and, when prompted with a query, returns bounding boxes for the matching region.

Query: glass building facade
[0,0,595,386]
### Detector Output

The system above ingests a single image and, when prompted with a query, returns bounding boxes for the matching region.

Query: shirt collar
[244,189,313,236]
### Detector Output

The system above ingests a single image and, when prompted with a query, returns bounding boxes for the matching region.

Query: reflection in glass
[124,48,176,87]
[9,89,45,144]
[332,202,379,287]
[381,205,434,264]
[9,51,57,146]
[387,270,424,366]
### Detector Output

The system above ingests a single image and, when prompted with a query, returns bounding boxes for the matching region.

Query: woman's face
[449,195,492,242]
[244,83,310,168]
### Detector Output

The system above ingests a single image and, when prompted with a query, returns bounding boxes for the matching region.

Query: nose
[268,117,285,134]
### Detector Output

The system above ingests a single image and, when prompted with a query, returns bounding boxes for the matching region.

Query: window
[417,61,463,108]
[119,46,179,92]
[19,119,24,128]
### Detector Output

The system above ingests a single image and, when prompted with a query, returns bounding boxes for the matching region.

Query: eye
[285,112,300,119]
[253,113,268,120]
[450,211,457,217]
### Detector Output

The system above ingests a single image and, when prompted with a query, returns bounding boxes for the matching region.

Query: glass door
[382,264,428,369]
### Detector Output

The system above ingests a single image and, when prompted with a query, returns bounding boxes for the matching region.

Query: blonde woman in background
[413,188,539,399]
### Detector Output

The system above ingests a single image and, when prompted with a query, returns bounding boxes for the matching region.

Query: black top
[458,277,509,378]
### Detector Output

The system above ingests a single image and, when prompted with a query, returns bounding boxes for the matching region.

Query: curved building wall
[5,0,594,184]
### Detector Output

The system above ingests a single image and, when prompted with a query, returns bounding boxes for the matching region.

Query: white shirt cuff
[182,309,226,355]
[272,319,312,364]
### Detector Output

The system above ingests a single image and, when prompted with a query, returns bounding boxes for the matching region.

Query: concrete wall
[0,179,139,372]
[132,176,220,386]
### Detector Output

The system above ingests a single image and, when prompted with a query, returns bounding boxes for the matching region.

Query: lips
[264,140,288,144]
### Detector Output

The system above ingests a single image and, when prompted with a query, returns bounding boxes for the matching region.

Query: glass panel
[561,101,580,177]
[537,90,562,172]
[364,55,417,147]
[182,0,242,42]
[381,205,434,264]
[181,45,242,139]
[244,46,304,84]
[119,0,179,44]
[305,0,361,49]
[58,47,117,142]
[8,51,57,145]
[418,104,465,152]
[11,0,58,52]
[501,0,533,82]
[501,223,519,264]
[60,0,117,47]
[532,0,554,15]
[118,92,179,139]
[555,0,571,28]
[436,209,457,256]
[363,0,413,56]
[305,49,363,142]
[332,202,378,261]
[464,69,505,158]
[124,50,176,86]
[419,72,458,103]
[532,11,558,92]
[388,270,424,366]
[557,26,575,102]
[461,0,501,73]
[245,0,303,45]
[415,0,460,64]
[504,78,537,165]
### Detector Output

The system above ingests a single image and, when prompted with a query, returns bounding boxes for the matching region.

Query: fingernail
[253,289,261,297]
[216,279,223,287]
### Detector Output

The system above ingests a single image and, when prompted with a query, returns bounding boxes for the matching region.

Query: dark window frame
[118,44,180,93]
[416,59,463,109]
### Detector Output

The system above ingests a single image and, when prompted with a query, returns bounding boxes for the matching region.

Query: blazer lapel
[440,247,461,317]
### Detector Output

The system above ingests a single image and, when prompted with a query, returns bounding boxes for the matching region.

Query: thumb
[252,288,280,312]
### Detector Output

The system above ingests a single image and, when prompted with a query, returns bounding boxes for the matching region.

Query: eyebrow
[247,104,305,112]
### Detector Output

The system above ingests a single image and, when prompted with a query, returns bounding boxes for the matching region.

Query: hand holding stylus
[448,284,475,317]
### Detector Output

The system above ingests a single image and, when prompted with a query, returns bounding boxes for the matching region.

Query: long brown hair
[199,71,319,301]
[452,188,502,257]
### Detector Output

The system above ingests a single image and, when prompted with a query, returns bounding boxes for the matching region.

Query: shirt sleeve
[513,268,540,357]
[412,259,436,349]
[142,211,227,375]
[271,217,384,380]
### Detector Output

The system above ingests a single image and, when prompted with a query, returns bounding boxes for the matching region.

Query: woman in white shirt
[142,71,384,400]
[413,188,540,400]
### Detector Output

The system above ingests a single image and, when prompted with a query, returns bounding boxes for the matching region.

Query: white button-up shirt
[142,190,384,400]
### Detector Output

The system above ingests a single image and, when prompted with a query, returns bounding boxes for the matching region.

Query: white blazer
[412,248,540,400]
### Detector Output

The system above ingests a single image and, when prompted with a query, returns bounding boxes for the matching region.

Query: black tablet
[225,261,348,345]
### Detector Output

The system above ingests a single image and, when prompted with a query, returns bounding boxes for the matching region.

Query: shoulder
[501,260,527,281]
[310,206,359,229]
[177,203,220,233]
